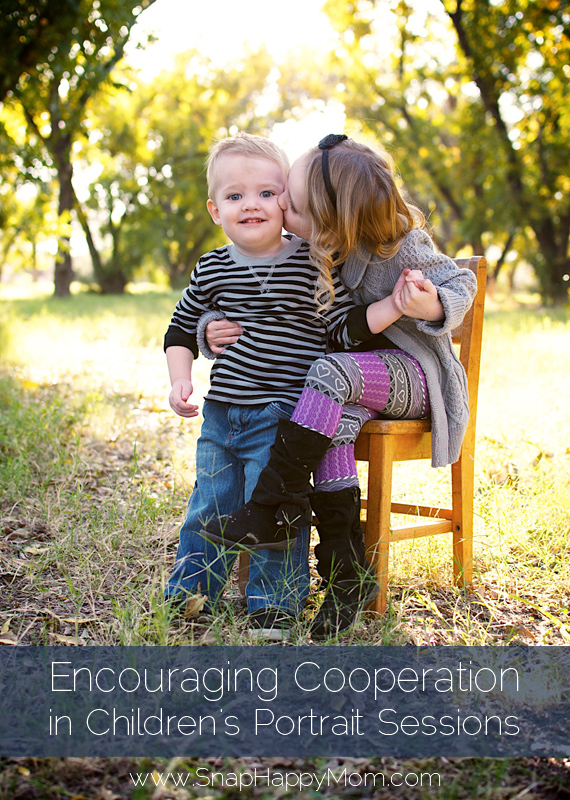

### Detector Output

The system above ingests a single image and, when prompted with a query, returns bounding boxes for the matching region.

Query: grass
[1,292,569,646]
[1,288,569,796]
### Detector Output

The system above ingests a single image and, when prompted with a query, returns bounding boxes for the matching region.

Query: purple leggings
[291,351,430,491]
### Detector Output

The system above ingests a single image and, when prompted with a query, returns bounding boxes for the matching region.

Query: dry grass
[1,291,570,797]
[1,293,569,648]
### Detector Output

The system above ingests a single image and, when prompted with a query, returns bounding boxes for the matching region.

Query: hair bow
[317,134,348,207]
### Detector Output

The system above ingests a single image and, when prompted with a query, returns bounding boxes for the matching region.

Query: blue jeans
[166,399,310,614]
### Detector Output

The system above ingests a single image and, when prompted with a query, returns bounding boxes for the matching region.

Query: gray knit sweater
[342,228,478,467]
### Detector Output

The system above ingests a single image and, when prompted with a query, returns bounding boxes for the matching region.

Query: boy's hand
[206,319,243,354]
[393,269,444,321]
[169,379,199,418]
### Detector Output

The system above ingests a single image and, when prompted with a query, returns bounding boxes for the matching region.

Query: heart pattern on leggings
[316,363,331,378]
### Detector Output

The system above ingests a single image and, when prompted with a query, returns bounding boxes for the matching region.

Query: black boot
[200,418,331,551]
[309,487,379,640]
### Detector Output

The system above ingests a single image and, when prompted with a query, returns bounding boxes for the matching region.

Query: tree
[319,0,570,302]
[442,0,570,302]
[0,179,61,283]
[73,49,277,291]
[2,0,156,297]
[316,2,518,264]
[0,0,82,103]
[142,48,277,288]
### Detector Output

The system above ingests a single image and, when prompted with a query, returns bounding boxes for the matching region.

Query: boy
[164,132,366,635]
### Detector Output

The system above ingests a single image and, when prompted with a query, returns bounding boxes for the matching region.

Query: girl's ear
[207,198,222,225]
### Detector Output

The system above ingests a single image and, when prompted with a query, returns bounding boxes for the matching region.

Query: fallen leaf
[48,632,84,645]
[184,592,208,619]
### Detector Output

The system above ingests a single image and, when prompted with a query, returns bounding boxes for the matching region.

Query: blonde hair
[207,131,290,201]
[305,139,425,311]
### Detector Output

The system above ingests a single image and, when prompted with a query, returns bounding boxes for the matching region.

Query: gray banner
[1,646,568,757]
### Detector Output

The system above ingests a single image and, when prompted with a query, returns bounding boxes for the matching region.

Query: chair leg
[451,447,474,587]
[365,436,394,614]
[238,552,250,595]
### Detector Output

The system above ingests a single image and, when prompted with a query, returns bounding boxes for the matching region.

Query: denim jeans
[166,399,310,614]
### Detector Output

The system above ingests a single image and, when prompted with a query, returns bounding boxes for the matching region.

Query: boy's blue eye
[228,193,241,201]
[260,190,275,198]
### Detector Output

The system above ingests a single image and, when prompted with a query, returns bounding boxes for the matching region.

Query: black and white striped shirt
[164,236,368,405]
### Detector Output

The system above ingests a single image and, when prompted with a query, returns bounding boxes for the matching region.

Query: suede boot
[309,487,379,640]
[200,417,331,551]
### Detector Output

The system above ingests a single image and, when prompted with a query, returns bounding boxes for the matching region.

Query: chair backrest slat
[454,255,487,428]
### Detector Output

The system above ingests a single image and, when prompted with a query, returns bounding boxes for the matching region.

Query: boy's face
[278,154,313,240]
[207,154,286,258]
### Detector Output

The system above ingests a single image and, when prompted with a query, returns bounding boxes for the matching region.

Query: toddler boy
[164,132,365,635]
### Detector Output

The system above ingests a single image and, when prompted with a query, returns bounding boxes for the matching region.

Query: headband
[318,133,348,208]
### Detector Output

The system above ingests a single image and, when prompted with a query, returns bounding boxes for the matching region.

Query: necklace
[246,262,276,293]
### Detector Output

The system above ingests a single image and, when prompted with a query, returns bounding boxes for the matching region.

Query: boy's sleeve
[407,231,478,336]
[163,259,216,356]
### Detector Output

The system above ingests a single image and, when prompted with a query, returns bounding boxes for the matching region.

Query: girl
[200,135,478,639]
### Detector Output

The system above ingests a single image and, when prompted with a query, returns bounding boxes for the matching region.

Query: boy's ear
[207,198,222,226]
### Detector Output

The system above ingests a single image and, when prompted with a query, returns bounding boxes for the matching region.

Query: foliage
[140,48,276,288]
[442,0,570,302]
[2,0,157,296]
[74,48,278,291]
[2,1,569,301]
[0,180,64,282]
[0,0,83,103]
[317,0,570,302]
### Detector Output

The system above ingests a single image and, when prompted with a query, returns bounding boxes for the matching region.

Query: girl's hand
[206,319,244,354]
[392,268,424,298]
[169,379,199,418]
[395,273,444,321]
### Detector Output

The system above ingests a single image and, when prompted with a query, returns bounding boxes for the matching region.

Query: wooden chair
[354,255,487,613]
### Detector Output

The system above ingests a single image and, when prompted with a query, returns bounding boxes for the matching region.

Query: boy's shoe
[248,607,295,641]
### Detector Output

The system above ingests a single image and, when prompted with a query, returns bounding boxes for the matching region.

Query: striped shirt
[164,236,366,405]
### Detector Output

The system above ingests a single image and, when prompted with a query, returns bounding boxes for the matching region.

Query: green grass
[1,290,569,647]
[1,289,569,797]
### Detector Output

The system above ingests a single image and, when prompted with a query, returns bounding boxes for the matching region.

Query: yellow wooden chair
[354,255,487,613]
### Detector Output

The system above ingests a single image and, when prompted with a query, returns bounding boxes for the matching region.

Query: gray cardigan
[342,228,478,467]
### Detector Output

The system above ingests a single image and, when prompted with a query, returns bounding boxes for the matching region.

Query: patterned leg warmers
[291,351,430,491]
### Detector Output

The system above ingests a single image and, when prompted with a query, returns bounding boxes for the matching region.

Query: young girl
[201,135,478,639]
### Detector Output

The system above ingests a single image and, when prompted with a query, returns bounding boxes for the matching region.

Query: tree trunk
[100,225,128,294]
[53,135,74,298]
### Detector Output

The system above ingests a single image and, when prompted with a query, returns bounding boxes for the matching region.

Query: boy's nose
[243,195,260,210]
[278,192,287,211]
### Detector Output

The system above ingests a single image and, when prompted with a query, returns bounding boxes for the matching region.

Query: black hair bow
[318,133,348,150]
[318,134,348,207]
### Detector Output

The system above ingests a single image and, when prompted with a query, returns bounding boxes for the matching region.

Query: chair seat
[355,418,432,462]
[361,418,432,434]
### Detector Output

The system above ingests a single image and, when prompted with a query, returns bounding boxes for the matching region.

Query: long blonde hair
[305,138,424,311]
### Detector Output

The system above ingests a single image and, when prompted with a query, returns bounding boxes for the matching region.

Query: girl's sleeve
[407,230,478,336]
